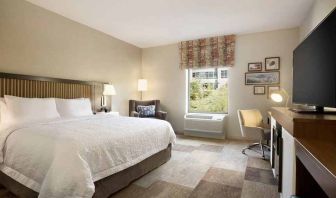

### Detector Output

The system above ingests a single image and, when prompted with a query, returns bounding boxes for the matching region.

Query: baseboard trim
[183,130,226,140]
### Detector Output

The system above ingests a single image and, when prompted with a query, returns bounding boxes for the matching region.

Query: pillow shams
[0,98,5,123]
[137,105,155,117]
[56,98,93,117]
[3,95,60,125]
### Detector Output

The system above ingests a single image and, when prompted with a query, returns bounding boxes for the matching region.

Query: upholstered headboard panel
[0,73,104,110]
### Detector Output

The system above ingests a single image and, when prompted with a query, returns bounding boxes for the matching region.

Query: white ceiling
[26,0,314,48]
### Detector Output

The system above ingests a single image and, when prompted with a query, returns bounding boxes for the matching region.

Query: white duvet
[0,115,176,198]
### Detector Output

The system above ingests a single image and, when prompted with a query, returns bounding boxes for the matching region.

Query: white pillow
[4,95,60,125]
[56,98,93,117]
[0,98,5,123]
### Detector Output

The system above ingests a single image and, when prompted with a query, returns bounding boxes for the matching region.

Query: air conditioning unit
[184,114,226,139]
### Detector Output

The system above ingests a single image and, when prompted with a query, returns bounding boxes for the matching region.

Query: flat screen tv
[293,8,336,113]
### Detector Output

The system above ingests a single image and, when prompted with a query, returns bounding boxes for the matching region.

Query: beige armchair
[237,109,270,159]
[129,100,167,120]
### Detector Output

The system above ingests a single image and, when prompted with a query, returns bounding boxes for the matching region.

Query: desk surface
[270,107,336,135]
[297,138,336,178]
[271,107,336,120]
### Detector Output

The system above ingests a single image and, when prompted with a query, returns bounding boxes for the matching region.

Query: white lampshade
[270,92,283,103]
[103,84,116,96]
[270,88,290,107]
[138,79,148,91]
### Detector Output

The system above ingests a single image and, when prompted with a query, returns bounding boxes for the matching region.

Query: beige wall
[0,0,302,139]
[299,0,336,40]
[142,28,299,139]
[142,44,186,132]
[0,0,142,115]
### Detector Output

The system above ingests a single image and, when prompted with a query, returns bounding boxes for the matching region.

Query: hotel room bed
[0,73,176,198]
[0,115,175,198]
[0,144,172,198]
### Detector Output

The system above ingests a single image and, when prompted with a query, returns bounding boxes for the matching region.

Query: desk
[270,107,336,198]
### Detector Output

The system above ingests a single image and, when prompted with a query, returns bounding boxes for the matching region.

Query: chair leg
[242,141,268,159]
[260,139,265,159]
[242,143,260,154]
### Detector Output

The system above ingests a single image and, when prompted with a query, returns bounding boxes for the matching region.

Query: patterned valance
[179,35,236,69]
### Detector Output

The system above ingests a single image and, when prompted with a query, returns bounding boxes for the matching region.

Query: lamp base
[100,107,109,113]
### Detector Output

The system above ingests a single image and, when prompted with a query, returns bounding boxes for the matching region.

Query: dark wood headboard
[0,72,104,110]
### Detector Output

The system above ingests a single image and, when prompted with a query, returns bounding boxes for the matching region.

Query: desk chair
[237,109,270,159]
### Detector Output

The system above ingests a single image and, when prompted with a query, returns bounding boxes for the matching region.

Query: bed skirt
[0,144,172,198]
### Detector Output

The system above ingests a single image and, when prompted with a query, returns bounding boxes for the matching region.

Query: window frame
[187,68,229,114]
[221,70,228,78]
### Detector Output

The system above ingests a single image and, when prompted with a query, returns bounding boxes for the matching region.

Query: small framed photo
[248,62,262,71]
[268,85,280,98]
[265,57,280,71]
[254,86,265,95]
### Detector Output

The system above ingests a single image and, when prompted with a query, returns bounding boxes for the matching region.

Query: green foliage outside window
[189,80,228,113]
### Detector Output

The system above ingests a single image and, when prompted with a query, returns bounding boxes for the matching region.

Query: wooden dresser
[270,107,336,198]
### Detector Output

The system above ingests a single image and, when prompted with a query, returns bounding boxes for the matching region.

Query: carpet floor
[0,135,279,198]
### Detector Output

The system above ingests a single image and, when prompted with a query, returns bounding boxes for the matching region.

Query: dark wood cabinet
[270,107,336,198]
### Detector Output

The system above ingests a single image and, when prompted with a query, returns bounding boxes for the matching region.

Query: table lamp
[270,89,289,107]
[138,79,147,100]
[101,83,116,112]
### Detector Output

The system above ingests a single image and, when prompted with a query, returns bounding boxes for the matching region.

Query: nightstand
[96,111,119,116]
[107,111,119,116]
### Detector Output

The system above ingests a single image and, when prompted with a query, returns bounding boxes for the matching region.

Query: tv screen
[293,8,336,108]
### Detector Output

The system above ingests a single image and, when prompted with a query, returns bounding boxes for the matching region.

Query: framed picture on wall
[245,71,280,85]
[265,57,280,70]
[248,62,262,71]
[254,86,265,95]
[268,85,280,98]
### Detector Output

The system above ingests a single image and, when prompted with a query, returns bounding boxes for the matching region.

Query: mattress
[0,115,176,198]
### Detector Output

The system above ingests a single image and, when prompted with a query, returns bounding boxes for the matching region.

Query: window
[221,70,228,78]
[188,68,228,114]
